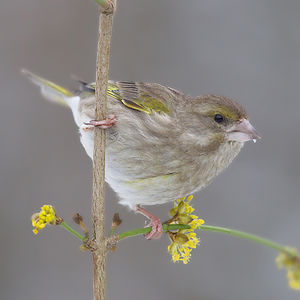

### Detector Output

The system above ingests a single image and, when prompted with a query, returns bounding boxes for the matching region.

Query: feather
[21,69,73,106]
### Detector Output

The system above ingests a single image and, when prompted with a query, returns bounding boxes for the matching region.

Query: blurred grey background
[1,0,300,299]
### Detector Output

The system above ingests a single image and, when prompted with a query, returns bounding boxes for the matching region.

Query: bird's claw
[83,115,116,130]
[144,216,163,240]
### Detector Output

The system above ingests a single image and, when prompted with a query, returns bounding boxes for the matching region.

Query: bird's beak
[227,119,261,143]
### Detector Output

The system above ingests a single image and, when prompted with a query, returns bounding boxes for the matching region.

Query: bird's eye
[214,114,224,123]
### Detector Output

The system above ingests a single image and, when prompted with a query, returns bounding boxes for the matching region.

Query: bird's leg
[136,205,163,240]
[82,115,116,131]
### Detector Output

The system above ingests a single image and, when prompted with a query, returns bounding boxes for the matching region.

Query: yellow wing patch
[107,84,170,115]
[82,82,170,115]
[107,84,122,100]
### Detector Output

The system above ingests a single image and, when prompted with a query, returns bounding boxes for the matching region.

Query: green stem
[94,0,108,6]
[118,224,191,240]
[94,0,114,11]
[58,221,190,242]
[109,228,116,236]
[60,221,85,242]
[199,225,295,256]
[58,221,295,257]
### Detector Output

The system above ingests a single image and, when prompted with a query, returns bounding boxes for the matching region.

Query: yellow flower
[287,269,300,290]
[167,195,205,264]
[31,205,56,234]
[276,248,300,290]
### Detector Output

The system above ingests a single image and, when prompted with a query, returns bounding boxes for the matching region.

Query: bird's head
[186,95,260,148]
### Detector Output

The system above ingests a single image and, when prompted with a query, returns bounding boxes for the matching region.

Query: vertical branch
[92,2,116,300]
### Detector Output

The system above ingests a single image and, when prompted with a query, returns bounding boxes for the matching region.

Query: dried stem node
[95,0,116,14]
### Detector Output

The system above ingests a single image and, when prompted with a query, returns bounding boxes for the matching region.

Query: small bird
[22,69,260,239]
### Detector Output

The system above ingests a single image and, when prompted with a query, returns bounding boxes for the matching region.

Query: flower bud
[178,214,193,224]
[174,232,189,245]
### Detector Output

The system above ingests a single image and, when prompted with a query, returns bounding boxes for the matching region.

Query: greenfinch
[22,69,260,239]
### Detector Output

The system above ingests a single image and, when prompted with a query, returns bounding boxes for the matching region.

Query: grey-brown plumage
[78,82,257,209]
[22,70,260,210]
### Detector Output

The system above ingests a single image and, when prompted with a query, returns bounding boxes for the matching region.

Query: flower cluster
[31,205,56,234]
[276,248,300,290]
[167,195,205,264]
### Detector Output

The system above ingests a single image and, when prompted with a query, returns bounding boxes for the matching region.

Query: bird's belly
[105,171,184,209]
[105,145,185,209]
[105,142,244,210]
[79,127,185,209]
[80,129,94,159]
[79,122,243,210]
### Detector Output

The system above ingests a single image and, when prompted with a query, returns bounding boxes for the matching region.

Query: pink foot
[84,115,116,129]
[136,205,163,240]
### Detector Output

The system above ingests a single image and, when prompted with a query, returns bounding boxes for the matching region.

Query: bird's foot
[136,205,163,240]
[144,216,163,240]
[82,115,116,131]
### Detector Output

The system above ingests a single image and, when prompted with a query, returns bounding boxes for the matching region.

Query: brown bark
[92,3,115,300]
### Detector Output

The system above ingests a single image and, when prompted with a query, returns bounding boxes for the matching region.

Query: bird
[22,69,260,239]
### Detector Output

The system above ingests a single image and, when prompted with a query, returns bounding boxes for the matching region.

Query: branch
[59,220,296,258]
[92,2,116,300]
[198,225,293,254]
[94,0,115,14]
[118,224,191,240]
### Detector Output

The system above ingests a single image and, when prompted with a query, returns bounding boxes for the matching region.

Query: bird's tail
[21,69,74,107]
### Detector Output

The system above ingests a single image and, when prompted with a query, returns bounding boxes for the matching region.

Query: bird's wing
[22,69,183,115]
[80,81,184,115]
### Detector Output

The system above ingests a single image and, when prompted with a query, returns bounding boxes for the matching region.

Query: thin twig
[92,2,116,300]
[94,0,115,14]
[59,220,297,258]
